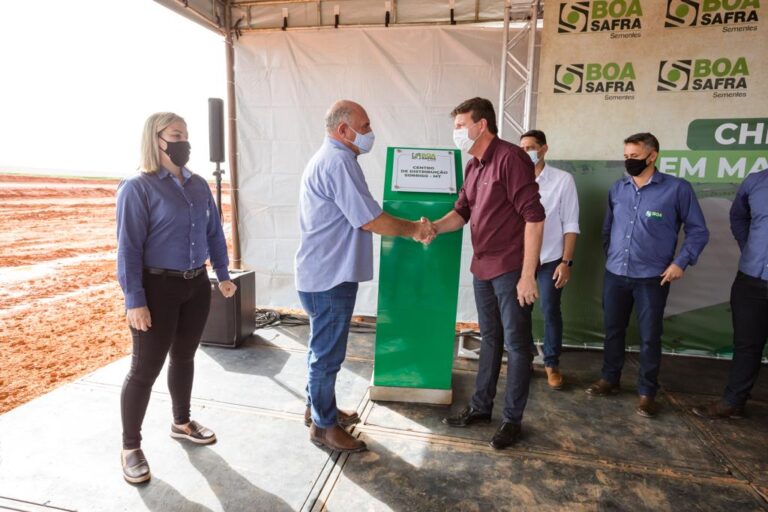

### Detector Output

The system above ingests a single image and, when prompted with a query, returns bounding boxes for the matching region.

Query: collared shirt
[730,168,768,280]
[116,167,230,309]
[454,136,546,280]
[295,137,383,292]
[602,170,709,278]
[536,163,580,264]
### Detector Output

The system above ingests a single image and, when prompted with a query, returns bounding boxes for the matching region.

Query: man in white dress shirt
[519,130,580,390]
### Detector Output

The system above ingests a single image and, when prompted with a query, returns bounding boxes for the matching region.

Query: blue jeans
[601,270,670,397]
[535,259,564,368]
[723,272,768,407]
[470,271,534,424]
[298,282,358,429]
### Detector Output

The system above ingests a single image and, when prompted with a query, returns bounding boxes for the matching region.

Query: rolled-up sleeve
[329,160,382,228]
[116,180,149,309]
[453,184,471,222]
[507,153,545,223]
[673,181,709,269]
[560,173,581,234]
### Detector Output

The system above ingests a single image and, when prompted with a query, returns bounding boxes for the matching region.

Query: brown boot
[692,400,744,420]
[585,378,620,396]
[636,395,659,418]
[309,424,367,453]
[304,406,360,427]
[545,367,564,390]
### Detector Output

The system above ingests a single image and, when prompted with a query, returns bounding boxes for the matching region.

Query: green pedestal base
[369,384,453,405]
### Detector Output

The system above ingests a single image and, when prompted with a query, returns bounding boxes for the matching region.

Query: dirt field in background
[0,174,232,413]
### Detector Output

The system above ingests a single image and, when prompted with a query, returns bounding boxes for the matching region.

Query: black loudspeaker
[208,98,225,163]
[200,270,256,348]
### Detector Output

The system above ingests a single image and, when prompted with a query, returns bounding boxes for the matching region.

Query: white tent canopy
[152,0,539,320]
[155,0,538,33]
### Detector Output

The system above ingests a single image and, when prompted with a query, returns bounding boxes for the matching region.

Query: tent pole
[224,1,242,269]
[523,0,540,131]
[497,0,510,139]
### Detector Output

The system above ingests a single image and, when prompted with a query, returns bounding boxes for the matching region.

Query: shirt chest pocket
[473,179,505,207]
[193,205,210,227]
[613,195,670,225]
[637,199,674,226]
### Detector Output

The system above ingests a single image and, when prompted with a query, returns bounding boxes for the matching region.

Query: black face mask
[160,138,191,168]
[624,155,651,177]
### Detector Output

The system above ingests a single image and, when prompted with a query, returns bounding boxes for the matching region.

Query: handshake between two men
[363,210,469,249]
[412,217,438,246]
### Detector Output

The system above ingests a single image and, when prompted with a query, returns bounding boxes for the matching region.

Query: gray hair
[325,103,354,132]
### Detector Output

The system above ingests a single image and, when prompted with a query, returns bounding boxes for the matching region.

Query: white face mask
[527,149,539,165]
[350,128,375,154]
[453,128,475,153]
[453,120,485,153]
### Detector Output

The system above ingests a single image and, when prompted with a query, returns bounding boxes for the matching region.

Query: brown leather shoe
[170,420,216,445]
[309,424,367,453]
[304,406,360,427]
[545,367,564,390]
[585,378,620,396]
[636,395,659,418]
[692,400,744,420]
[121,449,150,484]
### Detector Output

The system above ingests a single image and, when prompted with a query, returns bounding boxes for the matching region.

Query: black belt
[144,266,207,279]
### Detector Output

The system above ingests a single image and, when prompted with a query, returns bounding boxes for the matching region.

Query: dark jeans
[723,272,768,407]
[601,270,670,397]
[121,271,211,449]
[298,282,358,429]
[535,259,564,368]
[470,271,534,425]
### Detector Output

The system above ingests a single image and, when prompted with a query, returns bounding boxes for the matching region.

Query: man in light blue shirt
[586,132,709,419]
[694,168,768,419]
[295,99,435,453]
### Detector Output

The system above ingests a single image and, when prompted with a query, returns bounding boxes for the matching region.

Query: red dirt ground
[0,174,232,413]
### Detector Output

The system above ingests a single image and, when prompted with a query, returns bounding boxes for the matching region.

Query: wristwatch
[561,259,574,267]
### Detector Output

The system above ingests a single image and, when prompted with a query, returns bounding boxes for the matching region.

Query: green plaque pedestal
[370,147,464,405]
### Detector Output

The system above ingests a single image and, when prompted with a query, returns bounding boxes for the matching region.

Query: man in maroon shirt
[436,97,545,449]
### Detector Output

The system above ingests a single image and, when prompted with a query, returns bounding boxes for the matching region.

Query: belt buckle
[183,269,195,279]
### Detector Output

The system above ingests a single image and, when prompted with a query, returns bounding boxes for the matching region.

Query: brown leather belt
[144,266,207,280]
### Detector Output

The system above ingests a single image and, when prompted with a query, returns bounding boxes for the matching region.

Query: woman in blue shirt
[116,112,236,484]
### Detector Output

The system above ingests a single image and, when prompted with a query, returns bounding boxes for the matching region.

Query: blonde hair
[139,112,186,173]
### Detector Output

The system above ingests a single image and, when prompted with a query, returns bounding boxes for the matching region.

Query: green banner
[687,118,768,150]
[657,150,768,182]
[539,160,767,359]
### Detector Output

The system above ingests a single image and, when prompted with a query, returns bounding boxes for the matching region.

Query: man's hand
[127,306,152,331]
[517,274,539,306]
[553,263,571,289]
[660,263,684,286]
[413,217,437,246]
[218,280,238,298]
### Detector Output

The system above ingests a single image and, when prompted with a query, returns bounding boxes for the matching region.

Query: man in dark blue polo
[693,168,768,419]
[586,132,709,418]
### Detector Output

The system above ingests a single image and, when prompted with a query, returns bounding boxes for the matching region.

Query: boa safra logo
[554,62,636,93]
[558,0,643,33]
[664,0,759,28]
[657,57,749,91]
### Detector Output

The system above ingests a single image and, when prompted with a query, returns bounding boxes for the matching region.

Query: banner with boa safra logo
[533,1,767,357]
[657,57,750,96]
[664,0,759,29]
[558,0,643,34]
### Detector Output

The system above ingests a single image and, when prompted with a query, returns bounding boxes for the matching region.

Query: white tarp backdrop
[235,26,503,319]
